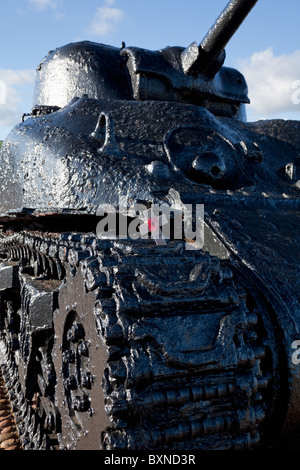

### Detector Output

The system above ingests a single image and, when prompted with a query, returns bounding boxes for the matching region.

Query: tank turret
[32,0,257,121]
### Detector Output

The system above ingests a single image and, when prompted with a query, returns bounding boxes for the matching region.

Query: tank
[0,0,299,451]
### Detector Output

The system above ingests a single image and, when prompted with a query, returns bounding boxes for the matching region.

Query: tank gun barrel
[201,0,259,63]
[182,0,259,76]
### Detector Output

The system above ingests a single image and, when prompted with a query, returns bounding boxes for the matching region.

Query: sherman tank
[0,0,299,451]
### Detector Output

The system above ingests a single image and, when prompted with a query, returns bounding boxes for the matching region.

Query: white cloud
[29,0,56,10]
[238,48,300,120]
[88,1,124,37]
[17,1,64,18]
[0,69,35,130]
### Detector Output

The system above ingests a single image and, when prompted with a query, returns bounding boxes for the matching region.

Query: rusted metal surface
[0,370,22,450]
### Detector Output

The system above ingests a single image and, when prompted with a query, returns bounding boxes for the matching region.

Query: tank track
[0,229,284,450]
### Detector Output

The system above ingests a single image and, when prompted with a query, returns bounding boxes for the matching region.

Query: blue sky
[0,0,300,139]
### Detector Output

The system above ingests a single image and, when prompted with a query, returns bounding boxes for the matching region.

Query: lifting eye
[90,112,122,156]
[90,112,108,149]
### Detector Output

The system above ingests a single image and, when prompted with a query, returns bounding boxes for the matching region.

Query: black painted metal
[199,0,259,72]
[0,0,299,450]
